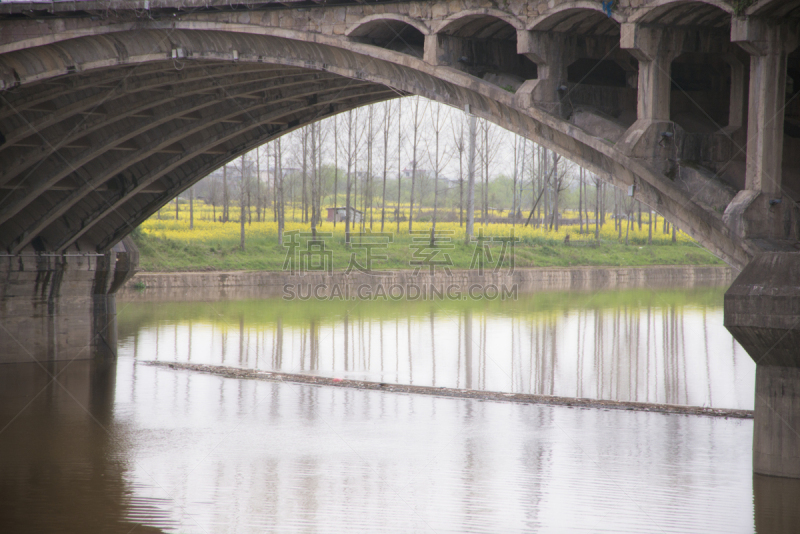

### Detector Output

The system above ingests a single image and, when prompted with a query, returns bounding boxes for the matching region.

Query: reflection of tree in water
[119,291,749,408]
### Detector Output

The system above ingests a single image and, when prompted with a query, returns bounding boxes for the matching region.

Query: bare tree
[425,102,450,244]
[189,185,194,230]
[479,119,501,222]
[465,109,477,244]
[310,122,318,235]
[396,99,403,233]
[301,126,309,223]
[408,96,424,233]
[222,163,229,222]
[451,112,466,227]
[548,152,573,231]
[255,146,261,222]
[333,115,339,228]
[380,100,393,232]
[238,154,248,250]
[512,134,523,227]
[275,137,284,245]
[366,105,375,229]
[345,109,355,245]
[578,167,584,234]
[209,173,219,223]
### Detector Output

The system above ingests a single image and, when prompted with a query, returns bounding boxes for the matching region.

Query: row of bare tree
[167,97,679,247]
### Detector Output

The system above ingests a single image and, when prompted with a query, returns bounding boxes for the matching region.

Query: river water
[2,284,799,532]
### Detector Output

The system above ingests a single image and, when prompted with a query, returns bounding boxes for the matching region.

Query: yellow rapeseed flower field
[144,201,693,246]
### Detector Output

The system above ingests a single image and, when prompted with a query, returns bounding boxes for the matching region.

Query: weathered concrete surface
[725,252,800,478]
[0,238,137,363]
[725,253,800,367]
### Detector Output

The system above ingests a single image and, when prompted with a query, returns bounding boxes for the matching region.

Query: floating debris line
[143,361,753,419]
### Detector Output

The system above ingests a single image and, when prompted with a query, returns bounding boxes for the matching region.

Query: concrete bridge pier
[0,238,137,364]
[726,253,800,479]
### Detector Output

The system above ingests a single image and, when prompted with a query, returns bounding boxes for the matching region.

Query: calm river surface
[3,284,799,533]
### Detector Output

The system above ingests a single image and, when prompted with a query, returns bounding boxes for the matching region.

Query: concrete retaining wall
[119,265,734,301]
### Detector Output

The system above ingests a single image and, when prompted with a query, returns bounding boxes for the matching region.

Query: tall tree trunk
[483,121,489,222]
[302,127,308,223]
[189,186,194,230]
[431,105,440,246]
[553,166,559,232]
[222,165,229,222]
[595,177,600,240]
[459,121,464,227]
[625,205,630,246]
[175,193,179,220]
[648,208,653,245]
[637,200,642,231]
[380,101,390,232]
[367,105,374,229]
[543,147,550,229]
[578,167,583,234]
[599,181,605,228]
[465,112,477,244]
[584,173,589,232]
[408,97,420,233]
[276,138,284,245]
[345,110,353,246]
[256,147,261,223]
[512,136,518,228]
[334,115,339,228]
[240,154,246,251]
[396,100,402,234]
[310,123,317,236]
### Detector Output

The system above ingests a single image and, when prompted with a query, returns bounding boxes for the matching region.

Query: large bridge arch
[0,19,749,267]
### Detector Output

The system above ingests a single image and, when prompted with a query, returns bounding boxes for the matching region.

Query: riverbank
[132,218,723,272]
[144,361,753,419]
[120,264,734,301]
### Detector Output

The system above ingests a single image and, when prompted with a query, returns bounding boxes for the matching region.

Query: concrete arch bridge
[1,0,799,478]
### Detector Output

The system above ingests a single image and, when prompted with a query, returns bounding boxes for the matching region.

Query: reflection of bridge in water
[1,0,799,478]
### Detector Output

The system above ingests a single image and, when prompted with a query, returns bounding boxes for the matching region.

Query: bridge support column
[733,18,798,195]
[725,252,800,478]
[724,20,800,247]
[0,238,137,363]
[617,24,682,175]
[515,31,576,118]
[722,52,746,136]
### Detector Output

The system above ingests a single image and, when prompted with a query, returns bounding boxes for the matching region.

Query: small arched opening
[436,15,536,91]
[347,18,426,59]
[530,8,637,135]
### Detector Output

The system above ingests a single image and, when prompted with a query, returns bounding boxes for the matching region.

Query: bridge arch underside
[0,27,747,267]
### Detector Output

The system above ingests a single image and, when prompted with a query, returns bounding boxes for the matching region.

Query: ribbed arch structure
[434,9,525,36]
[528,6,621,36]
[633,0,732,26]
[747,0,800,17]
